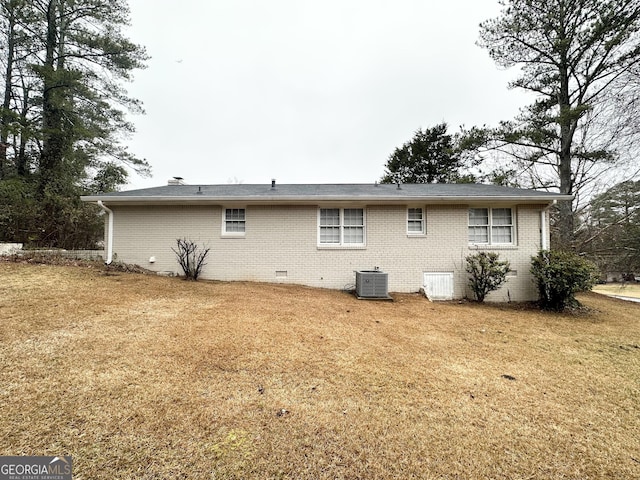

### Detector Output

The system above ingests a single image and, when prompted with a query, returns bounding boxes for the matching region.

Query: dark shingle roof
[81,183,571,205]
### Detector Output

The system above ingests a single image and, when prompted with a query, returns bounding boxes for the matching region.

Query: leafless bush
[172,238,210,280]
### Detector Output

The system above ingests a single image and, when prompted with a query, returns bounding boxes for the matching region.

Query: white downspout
[541,200,556,251]
[97,201,113,265]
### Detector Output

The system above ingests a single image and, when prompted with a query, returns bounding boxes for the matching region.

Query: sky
[122,0,530,190]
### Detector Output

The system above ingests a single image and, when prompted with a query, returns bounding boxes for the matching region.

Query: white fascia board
[81,194,572,205]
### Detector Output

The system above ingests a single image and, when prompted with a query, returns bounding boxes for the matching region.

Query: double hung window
[407,207,425,235]
[223,208,245,235]
[468,208,514,244]
[319,208,365,246]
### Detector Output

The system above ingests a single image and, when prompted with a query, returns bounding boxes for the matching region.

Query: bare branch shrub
[172,238,210,281]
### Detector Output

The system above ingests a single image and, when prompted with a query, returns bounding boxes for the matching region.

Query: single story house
[81,180,571,302]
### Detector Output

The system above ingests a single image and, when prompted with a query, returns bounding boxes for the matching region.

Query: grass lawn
[1,261,639,479]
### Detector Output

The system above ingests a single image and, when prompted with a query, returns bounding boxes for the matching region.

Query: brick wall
[109,203,547,301]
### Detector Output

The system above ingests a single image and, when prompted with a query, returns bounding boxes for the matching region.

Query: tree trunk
[556,13,575,250]
[0,3,17,179]
[16,84,30,176]
[39,0,63,186]
[557,123,575,249]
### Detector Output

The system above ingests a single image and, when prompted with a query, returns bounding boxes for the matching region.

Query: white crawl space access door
[423,272,454,300]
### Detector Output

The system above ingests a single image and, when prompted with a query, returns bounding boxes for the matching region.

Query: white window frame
[407,207,425,236]
[468,207,515,245]
[318,207,366,247]
[222,207,246,237]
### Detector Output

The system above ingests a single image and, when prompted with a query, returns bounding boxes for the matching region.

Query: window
[407,207,425,235]
[319,208,365,246]
[491,208,513,243]
[223,208,245,235]
[468,208,514,244]
[468,208,489,243]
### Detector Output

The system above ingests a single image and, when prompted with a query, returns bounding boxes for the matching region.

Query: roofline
[81,194,572,206]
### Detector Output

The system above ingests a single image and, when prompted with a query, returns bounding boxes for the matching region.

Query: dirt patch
[1,263,639,479]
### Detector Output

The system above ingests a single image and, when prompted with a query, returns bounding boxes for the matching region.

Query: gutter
[97,201,113,265]
[81,194,574,205]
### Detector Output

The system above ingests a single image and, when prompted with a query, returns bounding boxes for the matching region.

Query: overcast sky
[123,0,530,190]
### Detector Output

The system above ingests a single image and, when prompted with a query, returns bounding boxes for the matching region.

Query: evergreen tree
[582,180,640,275]
[381,123,475,184]
[476,0,640,249]
[0,0,149,247]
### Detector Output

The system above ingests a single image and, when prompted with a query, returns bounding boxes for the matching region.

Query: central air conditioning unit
[355,270,390,299]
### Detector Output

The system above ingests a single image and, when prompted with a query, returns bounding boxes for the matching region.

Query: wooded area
[0,0,148,248]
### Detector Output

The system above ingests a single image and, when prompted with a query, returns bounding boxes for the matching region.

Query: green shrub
[466,252,510,302]
[530,250,599,311]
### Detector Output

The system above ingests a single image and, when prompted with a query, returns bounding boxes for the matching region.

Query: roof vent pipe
[271,179,276,189]
[196,186,203,194]
[397,183,402,190]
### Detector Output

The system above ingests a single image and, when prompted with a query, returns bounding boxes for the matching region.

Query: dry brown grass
[1,262,639,479]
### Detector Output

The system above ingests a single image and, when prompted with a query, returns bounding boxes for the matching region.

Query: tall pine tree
[476,0,640,249]
[0,0,149,247]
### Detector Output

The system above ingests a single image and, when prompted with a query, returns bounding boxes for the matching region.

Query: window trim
[468,207,516,246]
[222,207,246,237]
[317,207,366,248]
[407,206,426,236]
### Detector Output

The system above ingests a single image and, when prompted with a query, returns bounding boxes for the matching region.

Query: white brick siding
[108,203,548,301]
